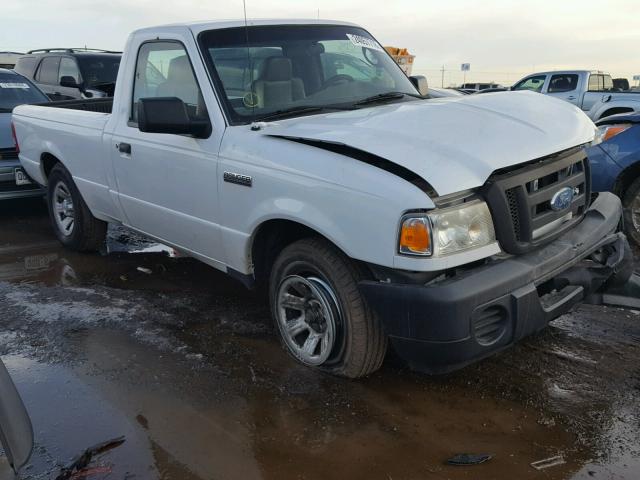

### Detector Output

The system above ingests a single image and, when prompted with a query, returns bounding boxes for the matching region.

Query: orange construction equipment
[384,46,415,75]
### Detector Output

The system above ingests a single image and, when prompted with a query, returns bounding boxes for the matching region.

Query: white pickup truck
[512,70,640,120]
[12,20,636,377]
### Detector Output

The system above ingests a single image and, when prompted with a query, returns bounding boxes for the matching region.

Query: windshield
[199,25,418,123]
[0,74,48,112]
[77,55,121,88]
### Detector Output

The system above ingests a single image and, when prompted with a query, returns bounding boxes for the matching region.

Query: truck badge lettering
[224,172,252,187]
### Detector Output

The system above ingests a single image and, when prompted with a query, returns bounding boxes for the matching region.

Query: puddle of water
[1,199,639,480]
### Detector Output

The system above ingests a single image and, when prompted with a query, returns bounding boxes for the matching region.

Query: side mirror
[137,97,210,138]
[409,75,429,96]
[59,76,80,89]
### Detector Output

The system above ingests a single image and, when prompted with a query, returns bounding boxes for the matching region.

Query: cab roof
[132,19,361,36]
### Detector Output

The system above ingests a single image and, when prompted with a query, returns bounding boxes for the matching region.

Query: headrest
[167,55,191,82]
[262,57,293,82]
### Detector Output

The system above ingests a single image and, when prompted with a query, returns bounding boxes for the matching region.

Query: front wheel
[269,237,387,378]
[622,177,640,248]
[47,163,107,251]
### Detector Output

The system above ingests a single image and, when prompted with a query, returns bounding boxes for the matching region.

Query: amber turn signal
[399,217,431,255]
[602,125,630,142]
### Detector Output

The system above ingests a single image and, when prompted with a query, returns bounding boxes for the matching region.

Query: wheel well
[599,107,635,120]
[41,153,61,181]
[613,161,640,199]
[251,219,331,286]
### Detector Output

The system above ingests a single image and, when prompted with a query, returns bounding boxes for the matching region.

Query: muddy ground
[0,198,639,480]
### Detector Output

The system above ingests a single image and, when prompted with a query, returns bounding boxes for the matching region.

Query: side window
[512,75,546,92]
[132,41,205,123]
[548,74,578,93]
[588,74,603,92]
[14,57,38,78]
[59,57,82,85]
[36,57,60,85]
[602,75,614,92]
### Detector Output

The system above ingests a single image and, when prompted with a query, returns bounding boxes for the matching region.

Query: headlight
[399,200,496,257]
[595,124,631,144]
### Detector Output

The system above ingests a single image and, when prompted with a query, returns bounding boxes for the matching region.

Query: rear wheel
[269,237,387,378]
[47,164,107,251]
[622,177,640,248]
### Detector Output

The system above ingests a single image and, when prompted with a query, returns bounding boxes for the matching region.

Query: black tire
[47,163,107,252]
[621,176,640,248]
[269,237,387,378]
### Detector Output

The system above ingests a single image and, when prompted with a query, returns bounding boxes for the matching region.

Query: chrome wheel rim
[276,275,338,366]
[632,192,640,234]
[53,181,75,237]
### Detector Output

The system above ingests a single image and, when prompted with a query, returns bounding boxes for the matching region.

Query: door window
[36,57,60,85]
[131,41,205,123]
[547,74,578,93]
[59,57,82,85]
[512,75,546,92]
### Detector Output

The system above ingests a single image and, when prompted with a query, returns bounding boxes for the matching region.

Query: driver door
[110,39,225,266]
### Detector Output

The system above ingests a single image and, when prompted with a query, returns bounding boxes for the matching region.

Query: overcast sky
[3,0,639,86]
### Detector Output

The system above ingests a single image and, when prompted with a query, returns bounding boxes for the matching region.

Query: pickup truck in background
[512,70,640,120]
[12,20,637,378]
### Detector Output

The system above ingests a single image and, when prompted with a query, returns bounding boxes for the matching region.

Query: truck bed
[12,100,113,217]
[36,97,113,114]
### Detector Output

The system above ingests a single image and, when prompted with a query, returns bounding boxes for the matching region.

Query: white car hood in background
[264,91,596,196]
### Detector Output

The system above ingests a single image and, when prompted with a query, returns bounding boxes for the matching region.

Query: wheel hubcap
[276,275,339,366]
[53,181,75,237]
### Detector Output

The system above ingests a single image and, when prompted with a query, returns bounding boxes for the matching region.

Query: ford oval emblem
[550,187,574,211]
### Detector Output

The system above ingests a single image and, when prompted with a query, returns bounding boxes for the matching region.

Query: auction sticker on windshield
[346,34,383,52]
[0,83,30,89]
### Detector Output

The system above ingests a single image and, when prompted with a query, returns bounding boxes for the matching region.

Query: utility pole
[441,65,445,88]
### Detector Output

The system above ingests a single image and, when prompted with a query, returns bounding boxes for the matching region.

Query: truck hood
[264,91,596,196]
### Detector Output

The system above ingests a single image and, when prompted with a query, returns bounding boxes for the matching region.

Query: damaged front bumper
[360,192,635,374]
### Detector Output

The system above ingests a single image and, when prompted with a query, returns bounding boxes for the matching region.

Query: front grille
[0,147,18,160]
[483,148,590,255]
[505,187,522,241]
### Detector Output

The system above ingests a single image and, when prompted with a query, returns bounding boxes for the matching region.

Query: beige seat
[252,57,305,108]
[156,55,199,106]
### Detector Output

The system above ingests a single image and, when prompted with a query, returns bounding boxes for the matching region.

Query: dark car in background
[13,48,121,100]
[587,112,640,246]
[0,68,48,200]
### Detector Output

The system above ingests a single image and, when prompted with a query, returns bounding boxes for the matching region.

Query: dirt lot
[1,198,639,480]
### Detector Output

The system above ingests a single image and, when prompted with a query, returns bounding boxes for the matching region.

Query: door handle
[567,96,576,100]
[117,143,131,154]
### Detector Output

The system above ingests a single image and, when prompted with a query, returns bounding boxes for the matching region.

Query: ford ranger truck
[12,20,637,378]
[512,70,640,120]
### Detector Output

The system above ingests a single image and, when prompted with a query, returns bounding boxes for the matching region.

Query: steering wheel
[323,74,355,88]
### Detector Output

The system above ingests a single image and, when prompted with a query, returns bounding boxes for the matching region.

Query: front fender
[218,127,433,274]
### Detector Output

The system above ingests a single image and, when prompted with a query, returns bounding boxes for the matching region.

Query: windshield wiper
[353,91,423,107]
[255,105,351,122]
